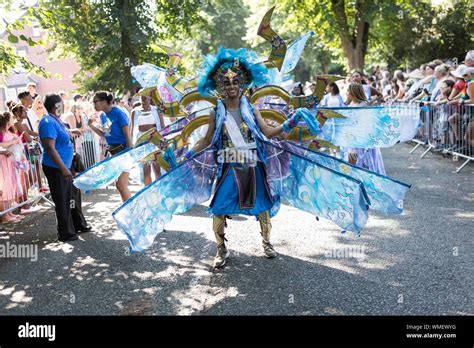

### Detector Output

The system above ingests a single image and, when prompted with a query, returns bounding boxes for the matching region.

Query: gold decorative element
[223,68,238,81]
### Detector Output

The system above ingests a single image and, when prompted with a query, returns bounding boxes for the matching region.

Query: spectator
[63,103,88,154]
[448,65,468,101]
[464,50,474,68]
[345,83,386,174]
[11,104,34,143]
[392,70,407,100]
[11,102,46,194]
[59,91,68,103]
[350,70,382,104]
[319,82,346,107]
[27,82,38,99]
[59,91,72,116]
[448,66,474,150]
[32,95,47,120]
[73,94,83,103]
[18,91,39,134]
[411,63,440,102]
[435,80,455,105]
[429,65,450,102]
[380,71,391,92]
[114,97,131,120]
[372,65,382,81]
[0,112,24,223]
[63,103,86,134]
[385,78,400,102]
[39,93,90,242]
[88,91,133,202]
[432,80,455,147]
[121,89,134,116]
[291,83,304,96]
[403,69,425,101]
[346,83,368,107]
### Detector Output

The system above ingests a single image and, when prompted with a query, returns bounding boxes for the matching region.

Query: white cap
[457,65,474,77]
[465,50,474,62]
[451,64,467,78]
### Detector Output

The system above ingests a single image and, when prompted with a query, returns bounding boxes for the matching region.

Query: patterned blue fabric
[273,141,410,215]
[73,142,157,191]
[131,63,165,89]
[131,63,182,102]
[281,31,315,74]
[317,105,421,148]
[263,140,369,233]
[113,149,218,252]
[112,140,381,252]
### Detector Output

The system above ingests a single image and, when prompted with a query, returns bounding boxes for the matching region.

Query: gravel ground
[0,143,472,315]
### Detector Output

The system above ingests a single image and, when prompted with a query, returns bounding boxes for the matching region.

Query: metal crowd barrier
[1,129,106,222]
[0,143,53,221]
[392,101,473,173]
[71,129,107,169]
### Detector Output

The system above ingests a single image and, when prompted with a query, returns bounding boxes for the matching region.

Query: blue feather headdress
[197,46,269,97]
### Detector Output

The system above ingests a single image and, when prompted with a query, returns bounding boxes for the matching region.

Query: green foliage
[169,0,251,75]
[269,0,473,73]
[3,0,471,90]
[0,0,49,78]
[33,0,203,92]
[368,1,473,70]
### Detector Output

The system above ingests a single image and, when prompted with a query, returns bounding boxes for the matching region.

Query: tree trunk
[118,0,138,91]
[330,0,370,72]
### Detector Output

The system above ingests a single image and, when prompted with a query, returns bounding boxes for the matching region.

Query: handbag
[106,144,126,156]
[72,152,85,173]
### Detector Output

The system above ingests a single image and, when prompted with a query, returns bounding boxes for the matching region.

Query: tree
[168,0,251,75]
[266,0,473,73]
[32,0,203,92]
[276,0,416,71]
[0,1,48,78]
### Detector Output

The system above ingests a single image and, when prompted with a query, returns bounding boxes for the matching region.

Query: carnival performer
[179,48,332,267]
[133,95,165,185]
[74,48,415,266]
[88,91,133,202]
[345,83,386,174]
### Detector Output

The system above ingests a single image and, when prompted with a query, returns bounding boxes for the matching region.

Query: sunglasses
[92,99,104,104]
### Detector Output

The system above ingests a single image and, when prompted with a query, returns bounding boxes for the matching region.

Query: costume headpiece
[197,46,269,97]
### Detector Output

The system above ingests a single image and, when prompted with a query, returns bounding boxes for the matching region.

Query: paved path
[0,143,472,315]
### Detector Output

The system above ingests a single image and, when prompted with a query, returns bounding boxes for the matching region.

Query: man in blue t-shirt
[39,93,90,242]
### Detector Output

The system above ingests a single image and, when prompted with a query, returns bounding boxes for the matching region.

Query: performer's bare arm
[253,106,284,139]
[189,111,216,153]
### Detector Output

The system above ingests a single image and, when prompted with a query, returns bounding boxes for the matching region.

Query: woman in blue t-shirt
[88,91,133,201]
[39,93,90,242]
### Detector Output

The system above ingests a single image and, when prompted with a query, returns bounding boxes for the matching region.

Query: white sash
[224,110,256,162]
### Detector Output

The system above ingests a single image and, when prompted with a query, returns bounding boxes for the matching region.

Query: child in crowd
[0,112,25,222]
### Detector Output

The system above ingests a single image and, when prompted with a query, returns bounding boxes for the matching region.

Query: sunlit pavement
[0,143,473,315]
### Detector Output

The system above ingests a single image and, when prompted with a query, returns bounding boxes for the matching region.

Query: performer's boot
[213,215,229,268]
[258,210,277,258]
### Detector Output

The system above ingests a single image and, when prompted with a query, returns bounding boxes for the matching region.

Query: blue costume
[73,35,418,265]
